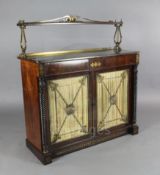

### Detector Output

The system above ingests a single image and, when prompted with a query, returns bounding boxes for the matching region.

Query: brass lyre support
[114,20,123,53]
[17,15,123,55]
[19,20,27,56]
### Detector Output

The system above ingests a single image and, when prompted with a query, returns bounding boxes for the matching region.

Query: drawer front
[44,59,89,76]
[89,54,138,70]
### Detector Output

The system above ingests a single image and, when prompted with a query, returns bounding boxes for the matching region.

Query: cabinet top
[17,48,138,64]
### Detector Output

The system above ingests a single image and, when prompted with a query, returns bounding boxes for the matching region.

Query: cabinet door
[47,75,89,144]
[96,69,129,131]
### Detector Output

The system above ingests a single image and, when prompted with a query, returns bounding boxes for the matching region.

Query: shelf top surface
[18,48,138,64]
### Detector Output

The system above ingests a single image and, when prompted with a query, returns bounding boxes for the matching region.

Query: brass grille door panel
[97,70,129,131]
[48,76,89,143]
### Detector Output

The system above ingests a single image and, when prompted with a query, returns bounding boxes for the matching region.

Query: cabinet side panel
[20,60,42,151]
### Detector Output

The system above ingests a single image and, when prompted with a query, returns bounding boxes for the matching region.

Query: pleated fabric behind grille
[97,69,129,131]
[48,76,89,143]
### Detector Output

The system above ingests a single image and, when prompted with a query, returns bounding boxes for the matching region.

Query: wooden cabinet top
[18,48,139,64]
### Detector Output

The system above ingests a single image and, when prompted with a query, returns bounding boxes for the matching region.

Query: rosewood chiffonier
[17,15,139,164]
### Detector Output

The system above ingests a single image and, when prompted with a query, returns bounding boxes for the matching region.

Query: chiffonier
[17,15,139,164]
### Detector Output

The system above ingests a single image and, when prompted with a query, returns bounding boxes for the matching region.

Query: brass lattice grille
[97,70,129,131]
[48,76,88,143]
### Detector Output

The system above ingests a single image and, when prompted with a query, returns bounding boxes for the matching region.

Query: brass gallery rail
[17,15,123,57]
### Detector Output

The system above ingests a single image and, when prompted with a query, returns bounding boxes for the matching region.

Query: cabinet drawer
[43,59,89,76]
[89,54,138,70]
